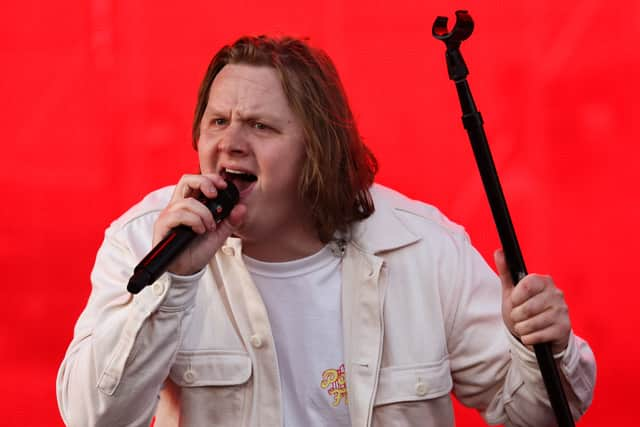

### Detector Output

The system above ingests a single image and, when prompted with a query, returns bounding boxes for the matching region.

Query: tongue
[230,177,253,192]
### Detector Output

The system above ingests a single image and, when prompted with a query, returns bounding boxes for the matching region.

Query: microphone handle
[127,226,197,294]
[127,182,239,294]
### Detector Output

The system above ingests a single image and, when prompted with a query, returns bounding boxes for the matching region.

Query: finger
[172,174,222,202]
[208,204,247,241]
[494,248,513,289]
[174,197,217,230]
[153,210,209,247]
[159,207,210,236]
[510,286,551,323]
[510,274,549,308]
[513,308,558,337]
[519,323,570,353]
[196,173,229,200]
[201,173,228,189]
[180,176,213,200]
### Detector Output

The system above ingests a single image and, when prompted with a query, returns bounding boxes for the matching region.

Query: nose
[217,123,249,157]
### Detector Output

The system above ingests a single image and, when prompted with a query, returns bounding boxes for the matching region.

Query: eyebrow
[203,105,285,125]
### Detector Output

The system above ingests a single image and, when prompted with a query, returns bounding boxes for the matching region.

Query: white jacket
[57,184,595,426]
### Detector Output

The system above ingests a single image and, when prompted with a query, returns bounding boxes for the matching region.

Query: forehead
[207,64,290,111]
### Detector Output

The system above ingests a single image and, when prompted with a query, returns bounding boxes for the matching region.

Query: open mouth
[220,167,257,195]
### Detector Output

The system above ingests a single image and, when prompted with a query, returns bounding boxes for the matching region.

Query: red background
[1,0,636,425]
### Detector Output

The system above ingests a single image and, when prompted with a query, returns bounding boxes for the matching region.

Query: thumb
[494,248,514,293]
[495,249,519,338]
[226,203,247,228]
[215,204,247,238]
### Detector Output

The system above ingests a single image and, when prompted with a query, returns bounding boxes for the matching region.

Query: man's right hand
[152,173,247,276]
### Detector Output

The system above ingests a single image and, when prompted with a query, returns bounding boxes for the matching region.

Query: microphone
[127,181,239,294]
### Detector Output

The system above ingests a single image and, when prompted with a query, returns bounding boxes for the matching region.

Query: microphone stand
[432,10,575,427]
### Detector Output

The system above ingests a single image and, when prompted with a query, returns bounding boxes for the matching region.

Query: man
[57,36,595,426]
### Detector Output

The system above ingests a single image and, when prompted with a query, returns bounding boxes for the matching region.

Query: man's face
[198,64,312,257]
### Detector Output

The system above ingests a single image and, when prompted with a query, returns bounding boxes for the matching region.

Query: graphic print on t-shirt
[320,363,348,406]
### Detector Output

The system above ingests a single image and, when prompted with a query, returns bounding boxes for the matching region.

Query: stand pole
[432,11,576,427]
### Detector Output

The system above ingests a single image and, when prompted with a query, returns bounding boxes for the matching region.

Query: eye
[252,121,268,130]
[211,118,227,127]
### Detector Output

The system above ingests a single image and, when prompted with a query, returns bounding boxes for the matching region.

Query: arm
[56,212,203,426]
[446,235,595,426]
[57,175,246,426]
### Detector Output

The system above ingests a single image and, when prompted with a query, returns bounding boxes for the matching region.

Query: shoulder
[370,184,465,236]
[104,186,175,255]
[353,183,469,254]
[109,186,174,230]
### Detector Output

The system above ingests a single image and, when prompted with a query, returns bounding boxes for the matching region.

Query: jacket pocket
[375,356,452,405]
[372,357,454,426]
[162,350,252,427]
[169,349,252,387]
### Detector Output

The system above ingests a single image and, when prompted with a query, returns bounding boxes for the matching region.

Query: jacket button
[222,246,235,256]
[152,282,165,296]
[415,381,428,396]
[250,334,263,348]
[183,370,195,384]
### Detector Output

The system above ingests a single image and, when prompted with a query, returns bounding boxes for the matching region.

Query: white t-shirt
[244,245,351,427]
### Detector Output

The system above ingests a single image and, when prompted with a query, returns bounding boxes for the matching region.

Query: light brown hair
[192,35,378,242]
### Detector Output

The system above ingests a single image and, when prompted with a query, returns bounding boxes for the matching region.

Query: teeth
[225,168,245,175]
[222,167,257,183]
[225,169,245,173]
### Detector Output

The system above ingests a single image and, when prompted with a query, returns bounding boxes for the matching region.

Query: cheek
[197,138,218,173]
[263,144,305,189]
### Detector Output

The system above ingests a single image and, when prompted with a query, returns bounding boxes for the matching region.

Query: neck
[240,227,324,262]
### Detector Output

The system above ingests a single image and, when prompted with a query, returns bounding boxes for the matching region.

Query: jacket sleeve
[445,232,596,426]
[56,213,202,427]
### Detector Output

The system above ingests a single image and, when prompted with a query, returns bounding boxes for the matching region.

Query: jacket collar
[349,185,421,254]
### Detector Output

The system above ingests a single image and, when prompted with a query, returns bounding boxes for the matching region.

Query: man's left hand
[494,248,571,354]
